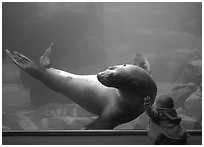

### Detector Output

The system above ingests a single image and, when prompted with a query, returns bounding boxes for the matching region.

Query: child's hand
[144,96,151,103]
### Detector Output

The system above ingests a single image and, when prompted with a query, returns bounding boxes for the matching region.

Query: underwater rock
[172,49,201,83]
[170,83,197,108]
[16,111,40,130]
[18,115,39,130]
[173,107,201,129]
[64,104,95,117]
[171,82,197,91]
[2,112,22,130]
[38,103,95,118]
[182,60,202,85]
[38,103,96,129]
[38,103,64,117]
[151,48,201,83]
[176,107,201,130]
[2,124,10,130]
[62,116,96,129]
[193,121,202,130]
[41,117,66,130]
[41,116,96,130]
[176,107,185,115]
[179,114,199,130]
[184,90,202,121]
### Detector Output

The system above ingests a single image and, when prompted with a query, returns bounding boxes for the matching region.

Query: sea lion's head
[97,64,157,103]
[97,64,153,90]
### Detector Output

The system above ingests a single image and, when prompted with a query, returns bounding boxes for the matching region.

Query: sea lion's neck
[117,88,138,101]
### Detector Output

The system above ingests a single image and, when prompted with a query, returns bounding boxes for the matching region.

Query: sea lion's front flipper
[39,41,54,68]
[134,53,151,74]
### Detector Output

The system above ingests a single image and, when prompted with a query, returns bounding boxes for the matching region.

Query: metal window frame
[3,130,201,136]
[3,130,202,145]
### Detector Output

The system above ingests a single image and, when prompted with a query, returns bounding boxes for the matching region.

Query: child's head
[156,95,174,109]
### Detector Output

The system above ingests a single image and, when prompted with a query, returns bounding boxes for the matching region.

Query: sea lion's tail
[39,41,54,68]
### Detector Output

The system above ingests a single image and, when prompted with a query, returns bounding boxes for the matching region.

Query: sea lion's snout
[97,72,103,81]
[97,71,108,82]
[97,70,116,87]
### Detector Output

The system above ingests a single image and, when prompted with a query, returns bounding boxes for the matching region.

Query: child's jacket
[144,98,186,141]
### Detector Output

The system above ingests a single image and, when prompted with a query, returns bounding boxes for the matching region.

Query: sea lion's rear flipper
[134,53,151,74]
[5,49,42,79]
[6,49,36,70]
[39,41,54,68]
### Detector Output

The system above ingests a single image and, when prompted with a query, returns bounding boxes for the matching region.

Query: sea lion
[6,43,157,129]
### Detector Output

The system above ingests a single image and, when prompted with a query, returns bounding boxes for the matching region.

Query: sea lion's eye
[108,66,116,70]
[123,64,126,66]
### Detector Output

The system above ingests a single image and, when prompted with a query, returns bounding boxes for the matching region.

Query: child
[144,95,188,145]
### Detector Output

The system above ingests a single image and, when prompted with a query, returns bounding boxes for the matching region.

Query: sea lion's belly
[74,77,119,115]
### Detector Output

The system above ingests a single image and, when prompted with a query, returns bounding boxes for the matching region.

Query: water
[2,2,202,130]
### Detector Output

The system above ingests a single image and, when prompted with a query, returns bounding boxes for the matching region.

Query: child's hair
[156,95,174,108]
